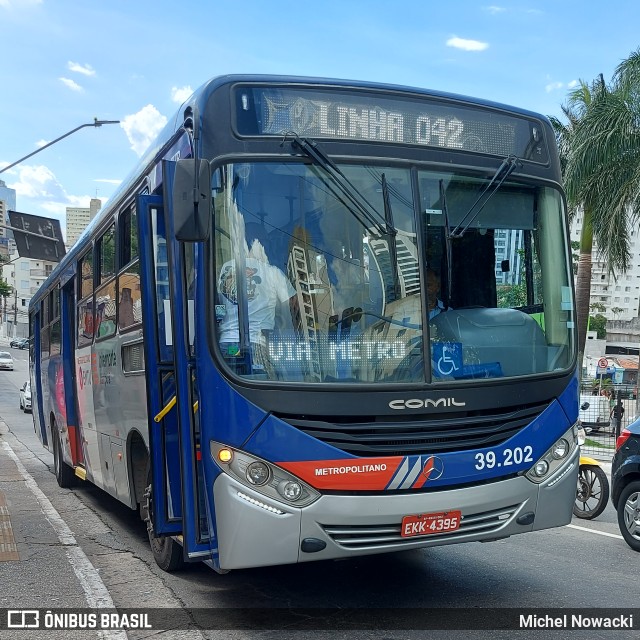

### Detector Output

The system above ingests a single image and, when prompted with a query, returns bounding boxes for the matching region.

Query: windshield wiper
[449,155,521,238]
[381,172,401,300]
[282,132,394,238]
[439,179,453,307]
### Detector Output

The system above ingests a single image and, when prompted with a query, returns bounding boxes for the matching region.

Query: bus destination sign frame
[234,85,549,162]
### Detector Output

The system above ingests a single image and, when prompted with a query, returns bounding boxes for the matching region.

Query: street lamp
[0,118,120,174]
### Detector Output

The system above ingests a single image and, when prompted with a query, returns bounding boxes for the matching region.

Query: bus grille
[277,403,547,456]
[322,504,520,550]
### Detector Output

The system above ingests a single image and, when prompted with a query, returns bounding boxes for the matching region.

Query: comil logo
[388,397,466,410]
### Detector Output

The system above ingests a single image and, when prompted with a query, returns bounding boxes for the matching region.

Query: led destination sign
[236,86,548,161]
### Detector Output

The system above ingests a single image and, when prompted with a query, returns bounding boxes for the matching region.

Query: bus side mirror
[169,158,211,241]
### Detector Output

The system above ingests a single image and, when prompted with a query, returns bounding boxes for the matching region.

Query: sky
[1,0,640,240]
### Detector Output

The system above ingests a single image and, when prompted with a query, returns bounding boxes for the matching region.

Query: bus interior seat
[430,307,548,377]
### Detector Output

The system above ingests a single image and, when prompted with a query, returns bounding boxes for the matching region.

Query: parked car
[19,381,31,412]
[611,418,640,551]
[0,352,14,370]
[10,338,29,349]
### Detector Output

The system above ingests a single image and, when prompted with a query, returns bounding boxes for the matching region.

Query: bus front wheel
[143,470,184,572]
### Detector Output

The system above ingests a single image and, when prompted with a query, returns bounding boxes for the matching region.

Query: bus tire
[144,470,184,572]
[53,425,76,489]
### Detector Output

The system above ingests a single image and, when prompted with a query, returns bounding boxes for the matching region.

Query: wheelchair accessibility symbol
[433,342,463,377]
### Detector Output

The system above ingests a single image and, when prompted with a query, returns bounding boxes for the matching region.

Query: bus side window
[118,207,141,332]
[77,250,94,346]
[95,225,117,340]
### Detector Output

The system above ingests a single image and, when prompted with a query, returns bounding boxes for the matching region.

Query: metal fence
[579,383,638,460]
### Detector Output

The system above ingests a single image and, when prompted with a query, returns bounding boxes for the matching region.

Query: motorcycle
[573,402,610,519]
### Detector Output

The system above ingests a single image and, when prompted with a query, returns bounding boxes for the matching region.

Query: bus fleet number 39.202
[474,446,534,470]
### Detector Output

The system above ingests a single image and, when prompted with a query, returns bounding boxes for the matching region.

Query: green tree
[570,240,580,275]
[549,77,605,366]
[0,280,12,325]
[588,313,607,339]
[568,50,640,281]
[551,50,640,366]
[590,376,613,394]
[496,248,541,309]
[0,280,12,296]
[496,282,526,308]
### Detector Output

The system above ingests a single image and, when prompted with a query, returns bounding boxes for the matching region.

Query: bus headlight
[525,426,578,484]
[279,481,302,501]
[247,461,270,486]
[552,439,570,459]
[211,441,320,507]
[532,460,549,477]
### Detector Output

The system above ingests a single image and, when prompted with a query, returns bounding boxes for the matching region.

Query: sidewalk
[0,421,126,639]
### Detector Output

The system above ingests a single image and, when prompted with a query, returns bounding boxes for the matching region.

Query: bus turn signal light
[218,448,233,463]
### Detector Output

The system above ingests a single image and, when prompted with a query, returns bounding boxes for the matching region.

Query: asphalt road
[0,346,637,639]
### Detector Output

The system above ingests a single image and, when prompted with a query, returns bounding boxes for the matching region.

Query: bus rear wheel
[52,424,76,489]
[143,470,184,572]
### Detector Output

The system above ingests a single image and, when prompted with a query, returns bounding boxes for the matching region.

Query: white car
[579,394,611,431]
[19,381,31,412]
[0,351,14,371]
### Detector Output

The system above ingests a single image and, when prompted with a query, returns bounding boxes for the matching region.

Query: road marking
[1,440,127,640]
[566,523,624,540]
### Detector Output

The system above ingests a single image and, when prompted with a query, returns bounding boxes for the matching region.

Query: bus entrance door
[61,278,84,468]
[138,194,212,562]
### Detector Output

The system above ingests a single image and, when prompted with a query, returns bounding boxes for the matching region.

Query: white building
[570,213,640,322]
[494,229,523,285]
[66,198,101,247]
[2,248,56,338]
[0,187,103,338]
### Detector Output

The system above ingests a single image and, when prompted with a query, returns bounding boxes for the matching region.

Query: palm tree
[549,77,607,364]
[551,49,640,364]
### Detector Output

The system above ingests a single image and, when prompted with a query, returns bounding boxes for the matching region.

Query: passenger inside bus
[216,222,296,378]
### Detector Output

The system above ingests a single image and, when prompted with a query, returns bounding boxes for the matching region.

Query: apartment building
[0,184,96,337]
[570,213,640,321]
[1,248,57,338]
[66,198,101,247]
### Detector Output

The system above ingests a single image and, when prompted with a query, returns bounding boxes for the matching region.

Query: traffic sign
[597,357,608,369]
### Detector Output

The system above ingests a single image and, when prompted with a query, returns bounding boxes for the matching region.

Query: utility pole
[1,289,5,339]
[13,287,17,338]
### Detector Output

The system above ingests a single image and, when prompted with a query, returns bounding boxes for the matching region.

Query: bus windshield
[212,161,573,383]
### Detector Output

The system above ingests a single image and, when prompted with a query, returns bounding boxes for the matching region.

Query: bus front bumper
[212,448,578,571]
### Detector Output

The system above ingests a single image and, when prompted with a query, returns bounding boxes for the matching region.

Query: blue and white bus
[30,75,579,572]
